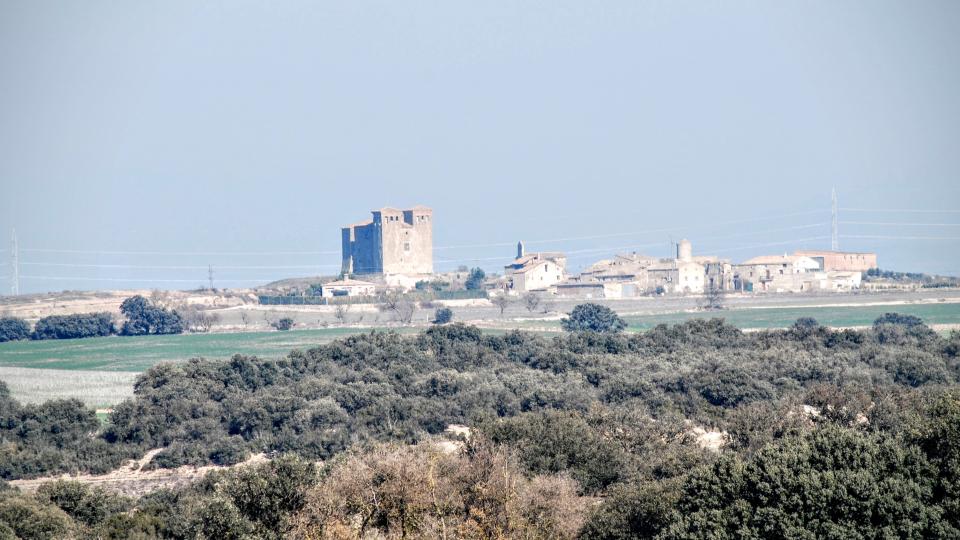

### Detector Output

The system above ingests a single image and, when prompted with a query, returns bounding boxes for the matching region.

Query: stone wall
[341,207,433,276]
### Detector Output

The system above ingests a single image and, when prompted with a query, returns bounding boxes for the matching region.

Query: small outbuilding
[321,278,377,298]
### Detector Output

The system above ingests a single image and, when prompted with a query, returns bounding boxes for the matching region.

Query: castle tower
[341,206,433,276]
[677,239,692,262]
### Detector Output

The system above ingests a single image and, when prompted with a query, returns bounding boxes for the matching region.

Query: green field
[0,327,417,372]
[623,301,960,331]
[0,303,958,375]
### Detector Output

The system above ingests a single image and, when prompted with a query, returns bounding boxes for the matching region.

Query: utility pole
[10,228,19,296]
[831,188,839,251]
[208,264,214,291]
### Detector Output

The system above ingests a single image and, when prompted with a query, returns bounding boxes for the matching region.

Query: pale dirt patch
[9,449,270,498]
[687,426,729,453]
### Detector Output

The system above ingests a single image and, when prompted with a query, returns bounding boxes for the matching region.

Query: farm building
[321,278,377,298]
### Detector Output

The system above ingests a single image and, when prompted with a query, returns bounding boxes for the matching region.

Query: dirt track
[9,449,270,497]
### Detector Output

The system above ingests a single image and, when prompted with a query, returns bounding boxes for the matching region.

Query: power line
[16,208,830,258]
[840,208,960,214]
[707,236,833,254]
[20,275,271,284]
[695,223,828,243]
[839,221,960,227]
[840,234,960,241]
[20,248,340,256]
[19,262,340,270]
[519,209,829,247]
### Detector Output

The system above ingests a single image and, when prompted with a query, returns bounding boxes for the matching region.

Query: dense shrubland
[0,313,958,537]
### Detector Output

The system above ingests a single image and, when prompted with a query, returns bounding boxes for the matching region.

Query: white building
[504,242,566,293]
[321,278,377,298]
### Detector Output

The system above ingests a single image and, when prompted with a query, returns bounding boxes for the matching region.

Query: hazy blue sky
[1,1,959,293]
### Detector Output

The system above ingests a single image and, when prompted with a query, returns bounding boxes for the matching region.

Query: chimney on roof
[517,240,525,260]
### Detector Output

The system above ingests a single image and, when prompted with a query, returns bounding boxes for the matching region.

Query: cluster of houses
[319,206,878,299]
[502,239,877,298]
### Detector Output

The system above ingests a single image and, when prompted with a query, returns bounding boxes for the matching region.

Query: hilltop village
[324,205,878,300]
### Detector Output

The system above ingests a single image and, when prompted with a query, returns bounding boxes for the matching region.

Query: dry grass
[0,366,137,407]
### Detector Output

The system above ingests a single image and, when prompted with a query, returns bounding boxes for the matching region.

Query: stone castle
[341,206,433,275]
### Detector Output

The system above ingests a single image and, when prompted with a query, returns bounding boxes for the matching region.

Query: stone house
[733,255,821,292]
[505,243,566,293]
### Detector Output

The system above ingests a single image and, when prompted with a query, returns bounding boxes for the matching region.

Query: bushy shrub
[272,317,294,331]
[35,481,131,527]
[481,410,628,494]
[0,317,30,342]
[31,313,115,340]
[465,267,485,290]
[432,307,453,325]
[119,295,184,336]
[561,303,627,333]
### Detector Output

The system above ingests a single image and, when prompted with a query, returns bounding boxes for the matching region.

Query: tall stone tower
[677,239,693,262]
[341,206,433,275]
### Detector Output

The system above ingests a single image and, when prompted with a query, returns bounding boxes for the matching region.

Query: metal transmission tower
[208,264,214,291]
[831,188,839,251]
[10,229,19,296]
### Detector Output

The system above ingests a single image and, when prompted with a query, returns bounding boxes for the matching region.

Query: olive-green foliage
[120,295,184,336]
[561,303,627,333]
[31,312,115,340]
[272,317,294,331]
[481,410,628,494]
[579,481,679,540]
[0,317,30,343]
[35,480,130,527]
[0,314,954,480]
[126,455,315,540]
[464,267,485,290]
[581,395,960,539]
[0,315,956,538]
[663,424,958,539]
[432,306,454,324]
[0,491,74,540]
[0,381,134,480]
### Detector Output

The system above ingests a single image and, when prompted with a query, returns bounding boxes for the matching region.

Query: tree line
[0,295,188,342]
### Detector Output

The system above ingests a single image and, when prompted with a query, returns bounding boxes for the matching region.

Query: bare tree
[394,300,417,324]
[178,305,221,333]
[378,290,401,313]
[522,293,541,313]
[150,289,172,309]
[379,290,417,324]
[701,285,725,311]
[334,303,351,325]
[239,311,250,328]
[492,295,513,317]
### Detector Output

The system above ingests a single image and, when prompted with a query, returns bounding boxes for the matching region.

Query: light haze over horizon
[2,1,959,294]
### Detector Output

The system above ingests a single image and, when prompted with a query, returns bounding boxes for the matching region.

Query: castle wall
[342,207,432,276]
